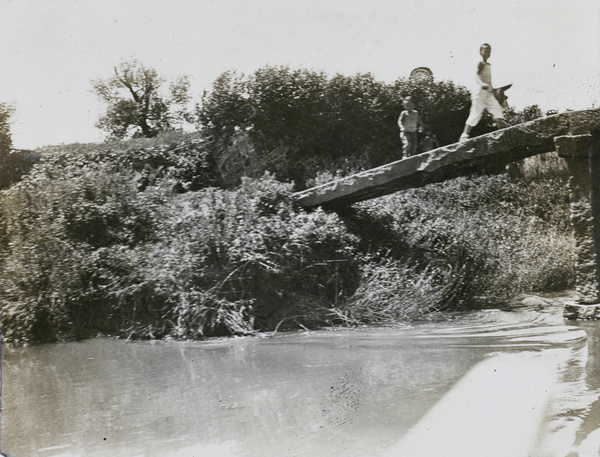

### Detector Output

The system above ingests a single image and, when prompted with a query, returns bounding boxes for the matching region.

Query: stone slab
[564,302,600,320]
[294,109,600,209]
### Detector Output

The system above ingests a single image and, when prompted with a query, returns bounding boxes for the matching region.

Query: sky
[0,0,599,149]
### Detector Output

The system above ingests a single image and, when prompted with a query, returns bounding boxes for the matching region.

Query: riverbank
[0,134,576,344]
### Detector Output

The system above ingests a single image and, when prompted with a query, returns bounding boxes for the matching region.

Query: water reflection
[1,307,598,457]
[556,321,600,456]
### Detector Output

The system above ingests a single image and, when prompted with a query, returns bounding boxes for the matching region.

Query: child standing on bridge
[460,43,506,142]
[398,96,423,158]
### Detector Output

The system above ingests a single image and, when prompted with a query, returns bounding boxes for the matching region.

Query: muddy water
[1,304,599,457]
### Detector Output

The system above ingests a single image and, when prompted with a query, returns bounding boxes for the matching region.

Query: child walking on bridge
[460,43,506,142]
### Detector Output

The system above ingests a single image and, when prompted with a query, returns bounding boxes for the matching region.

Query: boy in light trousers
[398,96,423,158]
[460,43,506,142]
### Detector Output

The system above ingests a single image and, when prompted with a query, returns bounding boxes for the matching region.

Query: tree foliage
[92,60,193,139]
[0,102,14,155]
[197,66,489,186]
[504,104,544,126]
[0,103,38,190]
[392,79,473,145]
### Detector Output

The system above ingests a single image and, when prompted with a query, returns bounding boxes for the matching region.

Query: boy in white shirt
[460,43,505,142]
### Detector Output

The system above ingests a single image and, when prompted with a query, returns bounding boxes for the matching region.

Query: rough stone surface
[294,109,600,209]
[556,134,600,307]
[564,302,600,320]
[554,134,593,158]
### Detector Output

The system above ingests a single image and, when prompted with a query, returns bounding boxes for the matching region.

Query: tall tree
[0,103,38,190]
[0,102,14,155]
[92,60,192,139]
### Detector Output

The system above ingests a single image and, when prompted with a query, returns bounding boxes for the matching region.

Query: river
[2,298,600,457]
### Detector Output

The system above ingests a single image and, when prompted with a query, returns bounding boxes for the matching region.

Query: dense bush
[197,66,494,187]
[342,260,464,324]
[146,175,361,338]
[36,132,220,192]
[349,171,575,313]
[0,163,363,342]
[0,132,220,343]
[0,154,170,342]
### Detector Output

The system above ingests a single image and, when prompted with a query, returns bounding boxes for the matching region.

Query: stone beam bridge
[294,109,600,317]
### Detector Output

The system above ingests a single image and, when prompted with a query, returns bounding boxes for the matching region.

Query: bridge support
[556,134,600,318]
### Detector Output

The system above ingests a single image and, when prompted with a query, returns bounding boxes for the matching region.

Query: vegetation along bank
[0,65,573,344]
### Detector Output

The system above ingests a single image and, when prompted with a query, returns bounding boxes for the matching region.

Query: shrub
[0,151,169,342]
[351,172,575,310]
[0,165,363,342]
[36,131,220,192]
[147,174,361,335]
[342,260,465,324]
